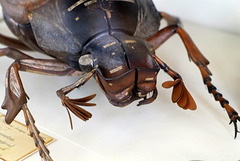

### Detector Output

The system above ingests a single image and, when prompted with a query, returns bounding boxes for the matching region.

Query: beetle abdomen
[1,0,161,70]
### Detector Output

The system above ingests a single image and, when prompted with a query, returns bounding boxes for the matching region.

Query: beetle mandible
[0,0,239,160]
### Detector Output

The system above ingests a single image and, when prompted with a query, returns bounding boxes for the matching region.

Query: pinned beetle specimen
[0,0,239,160]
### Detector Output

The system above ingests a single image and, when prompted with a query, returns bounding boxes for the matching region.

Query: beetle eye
[78,54,93,72]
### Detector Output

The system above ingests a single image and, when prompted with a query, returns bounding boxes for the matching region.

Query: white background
[0,1,240,161]
[0,1,240,33]
[153,0,240,35]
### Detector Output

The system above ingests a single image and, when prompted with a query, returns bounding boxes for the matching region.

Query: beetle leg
[0,34,32,51]
[149,13,210,73]
[0,47,87,160]
[1,61,53,161]
[148,24,210,77]
[22,104,53,161]
[152,55,196,110]
[159,12,182,25]
[199,64,240,138]
[0,47,33,59]
[0,47,83,76]
[0,47,87,121]
[56,70,96,129]
[149,13,240,138]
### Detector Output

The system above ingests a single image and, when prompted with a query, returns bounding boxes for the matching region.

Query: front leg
[56,70,96,129]
[152,55,197,110]
[0,47,84,160]
[148,12,240,138]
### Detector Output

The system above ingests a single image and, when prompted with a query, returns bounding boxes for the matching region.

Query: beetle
[0,0,239,160]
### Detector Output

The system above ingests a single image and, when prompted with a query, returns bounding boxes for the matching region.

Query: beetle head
[81,34,160,107]
[95,68,159,107]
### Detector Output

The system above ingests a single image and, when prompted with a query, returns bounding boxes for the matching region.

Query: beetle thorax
[81,33,160,106]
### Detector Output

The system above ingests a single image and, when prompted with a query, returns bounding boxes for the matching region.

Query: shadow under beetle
[0,0,239,160]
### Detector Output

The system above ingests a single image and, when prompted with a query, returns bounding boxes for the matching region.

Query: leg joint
[220,99,229,108]
[204,77,212,84]
[207,84,216,93]
[214,92,223,101]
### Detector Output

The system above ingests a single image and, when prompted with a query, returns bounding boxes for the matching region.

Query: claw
[229,115,240,139]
